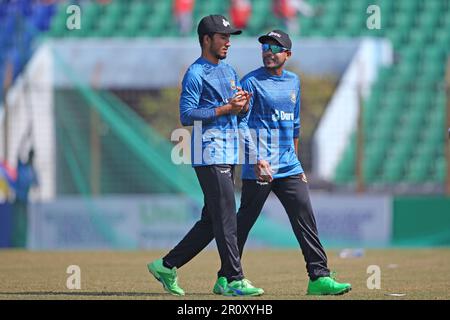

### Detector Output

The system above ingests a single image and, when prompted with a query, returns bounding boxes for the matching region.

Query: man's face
[207,33,231,60]
[262,39,291,69]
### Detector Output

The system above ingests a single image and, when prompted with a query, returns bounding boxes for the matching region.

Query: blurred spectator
[173,0,195,37]
[273,0,321,36]
[230,0,252,30]
[12,148,38,248]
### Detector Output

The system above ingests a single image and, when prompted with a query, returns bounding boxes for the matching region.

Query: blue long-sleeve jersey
[179,57,242,166]
[239,67,303,179]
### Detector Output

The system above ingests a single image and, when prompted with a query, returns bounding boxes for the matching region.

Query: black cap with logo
[197,15,242,37]
[258,30,292,50]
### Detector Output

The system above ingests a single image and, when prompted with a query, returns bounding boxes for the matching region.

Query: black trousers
[163,164,244,282]
[231,174,330,280]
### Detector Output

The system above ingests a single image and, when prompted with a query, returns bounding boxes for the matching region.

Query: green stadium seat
[392,12,415,29]
[351,0,373,20]
[433,157,447,182]
[95,15,118,37]
[300,17,315,35]
[370,123,395,143]
[378,65,394,79]
[423,0,443,14]
[402,111,423,130]
[400,47,421,65]
[363,160,379,183]
[434,91,446,108]
[48,14,67,37]
[386,74,411,94]
[325,0,343,15]
[409,29,433,46]
[423,126,445,145]
[428,110,445,128]
[376,111,399,130]
[390,140,414,161]
[423,47,446,63]
[440,10,450,28]
[388,29,409,47]
[404,160,430,183]
[413,142,438,159]
[104,2,124,21]
[381,161,404,183]
[396,123,420,143]
[414,77,438,92]
[319,13,340,32]
[363,100,380,127]
[395,0,419,9]
[420,63,445,80]
[397,63,418,78]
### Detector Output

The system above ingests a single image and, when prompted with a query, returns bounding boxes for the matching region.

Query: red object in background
[174,0,195,15]
[230,0,252,29]
[0,161,17,182]
[273,0,297,19]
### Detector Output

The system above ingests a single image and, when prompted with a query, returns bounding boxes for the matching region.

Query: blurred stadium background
[0,0,449,299]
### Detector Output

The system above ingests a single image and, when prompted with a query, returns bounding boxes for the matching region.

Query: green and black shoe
[307,273,351,296]
[147,258,185,296]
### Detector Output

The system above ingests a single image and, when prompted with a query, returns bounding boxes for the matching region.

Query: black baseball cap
[258,30,292,50]
[197,15,242,36]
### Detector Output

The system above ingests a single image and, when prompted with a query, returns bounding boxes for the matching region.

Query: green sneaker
[307,273,351,296]
[223,278,264,297]
[213,276,228,295]
[147,259,185,296]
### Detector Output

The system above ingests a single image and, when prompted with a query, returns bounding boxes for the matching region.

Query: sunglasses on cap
[261,43,288,54]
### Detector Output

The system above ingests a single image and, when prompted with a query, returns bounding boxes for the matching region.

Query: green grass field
[0,249,449,300]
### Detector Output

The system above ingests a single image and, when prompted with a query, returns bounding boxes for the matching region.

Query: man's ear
[204,34,213,46]
[286,50,292,59]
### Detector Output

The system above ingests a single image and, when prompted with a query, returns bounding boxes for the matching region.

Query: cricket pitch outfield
[0,249,449,300]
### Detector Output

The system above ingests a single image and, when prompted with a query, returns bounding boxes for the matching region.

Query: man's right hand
[229,88,248,114]
[215,88,249,116]
[255,160,273,182]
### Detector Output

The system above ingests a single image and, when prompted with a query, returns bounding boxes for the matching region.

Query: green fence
[392,196,450,246]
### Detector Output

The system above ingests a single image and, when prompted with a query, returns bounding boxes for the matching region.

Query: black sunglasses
[261,43,288,54]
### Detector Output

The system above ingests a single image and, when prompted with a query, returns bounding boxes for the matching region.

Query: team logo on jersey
[290,91,296,103]
[272,109,294,121]
[230,80,236,90]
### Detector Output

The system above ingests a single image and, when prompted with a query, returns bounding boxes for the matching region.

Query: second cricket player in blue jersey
[239,65,303,179]
[216,29,352,296]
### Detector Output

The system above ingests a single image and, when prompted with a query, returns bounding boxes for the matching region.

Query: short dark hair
[198,32,215,47]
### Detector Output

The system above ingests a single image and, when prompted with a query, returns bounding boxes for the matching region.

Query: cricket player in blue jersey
[147,15,263,297]
[216,30,352,296]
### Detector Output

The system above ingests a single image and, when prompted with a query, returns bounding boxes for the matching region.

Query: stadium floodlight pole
[445,56,450,195]
[2,61,13,162]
